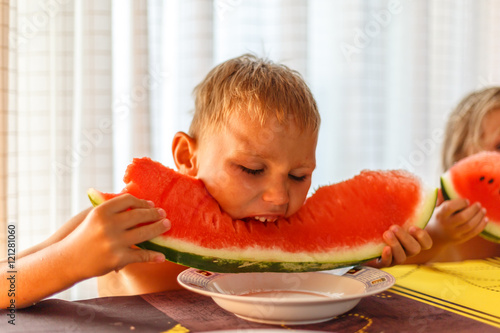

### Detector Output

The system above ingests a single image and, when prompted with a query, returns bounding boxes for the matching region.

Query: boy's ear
[172,132,198,176]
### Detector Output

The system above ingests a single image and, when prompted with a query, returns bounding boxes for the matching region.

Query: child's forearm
[0,208,92,265]
[17,208,92,260]
[0,241,84,309]
[0,209,91,308]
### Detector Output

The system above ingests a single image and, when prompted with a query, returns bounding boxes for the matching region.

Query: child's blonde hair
[189,54,320,139]
[442,86,500,170]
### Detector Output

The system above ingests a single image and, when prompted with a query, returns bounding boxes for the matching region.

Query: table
[2,258,499,332]
[382,257,500,329]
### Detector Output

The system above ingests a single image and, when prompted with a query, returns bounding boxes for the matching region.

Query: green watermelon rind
[135,240,377,273]
[413,187,439,230]
[88,188,104,207]
[441,172,500,244]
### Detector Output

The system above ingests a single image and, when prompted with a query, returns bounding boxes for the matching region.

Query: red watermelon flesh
[88,157,437,272]
[441,151,500,243]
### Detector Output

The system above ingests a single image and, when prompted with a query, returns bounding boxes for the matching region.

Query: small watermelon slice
[88,157,437,272]
[441,151,500,243]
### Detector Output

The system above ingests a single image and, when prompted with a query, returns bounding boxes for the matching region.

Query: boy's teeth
[254,216,275,222]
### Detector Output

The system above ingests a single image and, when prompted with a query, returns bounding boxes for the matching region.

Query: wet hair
[189,54,320,139]
[442,86,500,170]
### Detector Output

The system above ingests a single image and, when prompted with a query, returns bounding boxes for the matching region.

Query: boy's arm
[2,208,92,262]
[1,240,88,308]
[0,209,92,308]
[0,194,171,309]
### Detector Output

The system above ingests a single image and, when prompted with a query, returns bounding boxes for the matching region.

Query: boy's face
[194,113,318,222]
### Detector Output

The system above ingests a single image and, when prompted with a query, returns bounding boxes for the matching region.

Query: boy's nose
[262,178,289,206]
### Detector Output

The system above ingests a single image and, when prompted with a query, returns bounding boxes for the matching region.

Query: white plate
[177,266,395,325]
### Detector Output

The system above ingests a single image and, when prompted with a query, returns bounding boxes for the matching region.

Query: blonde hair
[442,86,500,170]
[189,54,320,139]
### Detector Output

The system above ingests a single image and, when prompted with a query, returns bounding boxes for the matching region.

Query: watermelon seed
[488,178,494,184]
[479,176,485,181]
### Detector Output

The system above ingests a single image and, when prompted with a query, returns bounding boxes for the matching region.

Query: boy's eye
[240,166,264,175]
[289,174,307,182]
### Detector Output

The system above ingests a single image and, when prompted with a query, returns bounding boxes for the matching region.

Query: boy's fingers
[365,246,393,268]
[377,246,393,267]
[126,218,172,245]
[383,229,407,263]
[118,207,167,229]
[127,249,166,265]
[100,193,156,214]
[390,226,422,258]
[409,226,433,250]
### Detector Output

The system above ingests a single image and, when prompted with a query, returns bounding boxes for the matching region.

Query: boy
[99,54,432,295]
[1,54,432,307]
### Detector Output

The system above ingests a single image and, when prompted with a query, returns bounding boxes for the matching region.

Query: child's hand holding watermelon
[430,195,487,244]
[367,224,433,268]
[405,192,488,264]
[61,194,171,277]
[0,194,170,309]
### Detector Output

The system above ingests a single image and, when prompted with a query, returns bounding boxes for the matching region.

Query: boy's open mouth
[244,215,280,223]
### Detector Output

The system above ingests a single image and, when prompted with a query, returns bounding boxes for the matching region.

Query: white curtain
[1,0,8,260]
[1,0,500,301]
[148,0,500,184]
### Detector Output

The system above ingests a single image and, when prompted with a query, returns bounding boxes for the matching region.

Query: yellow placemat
[383,257,500,328]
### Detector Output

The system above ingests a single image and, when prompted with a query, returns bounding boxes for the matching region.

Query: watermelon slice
[88,157,437,273]
[441,151,500,243]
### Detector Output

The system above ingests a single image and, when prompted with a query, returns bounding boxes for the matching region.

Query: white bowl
[177,266,395,325]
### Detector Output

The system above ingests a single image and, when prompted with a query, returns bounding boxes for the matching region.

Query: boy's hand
[369,225,432,268]
[430,198,487,245]
[61,194,171,280]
